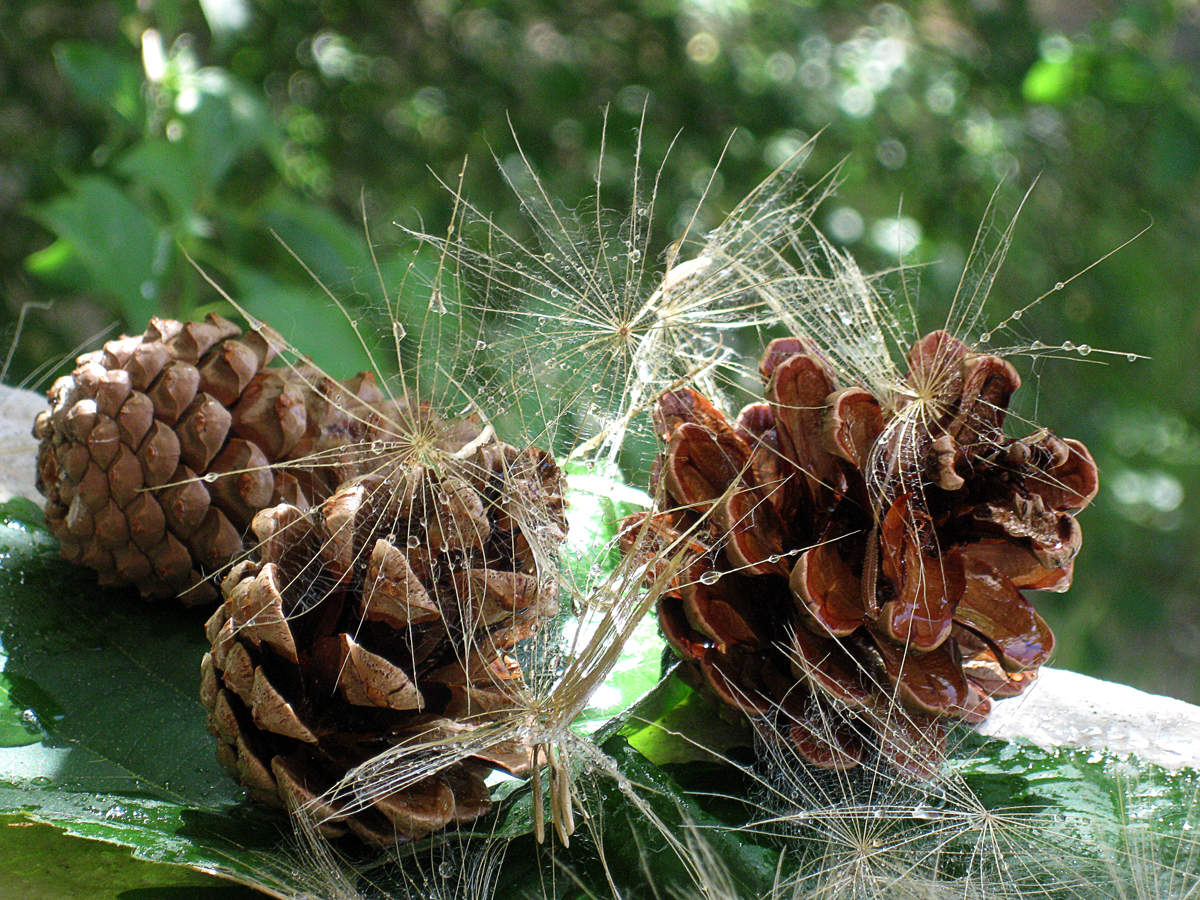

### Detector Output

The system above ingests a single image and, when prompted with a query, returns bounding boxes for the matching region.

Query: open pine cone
[33,314,394,603]
[623,331,1098,776]
[201,432,566,845]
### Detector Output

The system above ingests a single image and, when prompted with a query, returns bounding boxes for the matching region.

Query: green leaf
[588,735,781,894]
[23,240,94,293]
[558,465,662,734]
[229,264,373,375]
[952,732,1200,878]
[0,815,258,898]
[31,177,164,324]
[0,503,285,896]
[117,139,207,222]
[570,612,664,736]
[52,42,143,123]
[177,69,281,188]
[618,671,751,765]
[0,675,42,748]
[258,192,377,294]
[561,457,651,588]
[1022,58,1084,104]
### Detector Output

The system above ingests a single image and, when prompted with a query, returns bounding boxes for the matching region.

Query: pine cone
[33,314,391,603]
[623,331,1097,776]
[200,435,566,845]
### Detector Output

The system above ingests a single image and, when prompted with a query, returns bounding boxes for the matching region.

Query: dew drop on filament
[203,473,219,483]
[1077,344,1092,356]
[699,570,721,585]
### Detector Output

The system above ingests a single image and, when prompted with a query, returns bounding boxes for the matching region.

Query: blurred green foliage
[3,0,1200,700]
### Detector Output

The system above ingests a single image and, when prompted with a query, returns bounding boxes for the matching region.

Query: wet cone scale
[33,314,391,603]
[624,331,1098,776]
[201,427,566,845]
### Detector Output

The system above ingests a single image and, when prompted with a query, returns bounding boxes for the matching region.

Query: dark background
[3,0,1199,701]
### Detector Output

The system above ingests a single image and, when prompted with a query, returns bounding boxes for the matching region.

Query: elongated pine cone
[201,433,566,845]
[33,314,393,603]
[623,331,1098,776]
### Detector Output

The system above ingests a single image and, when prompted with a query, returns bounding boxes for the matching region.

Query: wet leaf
[0,815,255,898]
[0,502,286,896]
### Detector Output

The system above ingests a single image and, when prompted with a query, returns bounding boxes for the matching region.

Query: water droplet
[1054,281,1065,291]
[438,860,455,879]
[1061,341,1075,351]
[1032,340,1046,350]
[392,321,407,341]
[637,207,649,217]
[1011,309,1022,320]
[203,472,219,483]
[407,535,421,548]
[475,340,487,351]
[371,440,384,453]
[1077,344,1091,356]
[979,332,991,343]
[628,249,642,262]
[385,532,396,542]
[429,289,448,314]
[348,319,357,328]
[767,554,782,564]
[437,491,451,505]
[699,570,721,585]
[1126,353,1137,362]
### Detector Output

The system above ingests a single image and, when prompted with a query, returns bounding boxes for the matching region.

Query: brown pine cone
[32,314,392,603]
[200,434,566,845]
[623,331,1097,776]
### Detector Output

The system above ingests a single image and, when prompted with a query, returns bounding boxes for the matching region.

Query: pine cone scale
[956,557,1054,671]
[789,541,864,637]
[766,352,841,502]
